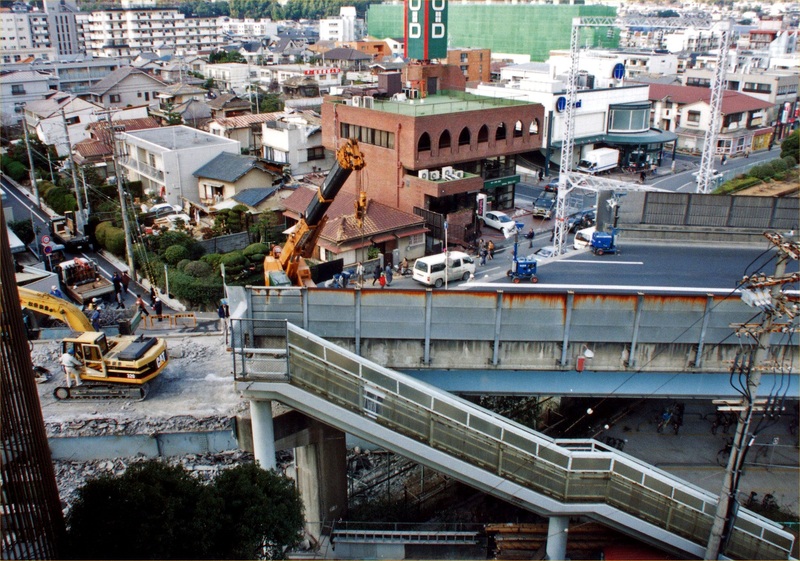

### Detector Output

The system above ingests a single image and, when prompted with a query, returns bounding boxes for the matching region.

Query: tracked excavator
[264,138,366,287]
[18,287,169,400]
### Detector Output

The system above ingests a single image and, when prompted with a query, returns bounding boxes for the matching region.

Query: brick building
[321,81,543,251]
[447,48,491,84]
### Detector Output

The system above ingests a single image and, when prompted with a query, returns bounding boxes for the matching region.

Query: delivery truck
[576,148,620,175]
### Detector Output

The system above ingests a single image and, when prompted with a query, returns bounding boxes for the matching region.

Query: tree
[8,219,35,245]
[65,461,304,560]
[780,130,798,161]
[66,461,221,559]
[211,463,304,559]
[260,93,285,113]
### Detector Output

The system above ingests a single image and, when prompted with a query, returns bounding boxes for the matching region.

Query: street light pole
[22,118,40,207]
[61,108,85,234]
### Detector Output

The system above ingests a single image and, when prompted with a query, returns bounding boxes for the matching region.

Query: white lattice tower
[696,20,733,194]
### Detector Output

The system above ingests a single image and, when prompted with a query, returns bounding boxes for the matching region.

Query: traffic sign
[44,245,53,255]
[41,235,51,245]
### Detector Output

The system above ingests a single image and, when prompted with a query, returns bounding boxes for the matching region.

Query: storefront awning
[551,129,676,148]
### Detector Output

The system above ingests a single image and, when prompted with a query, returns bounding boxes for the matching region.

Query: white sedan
[482,211,523,236]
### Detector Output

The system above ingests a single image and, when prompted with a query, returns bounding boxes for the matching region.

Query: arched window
[529,119,540,135]
[495,123,507,141]
[458,127,471,147]
[417,132,431,152]
[477,124,489,143]
[439,130,451,150]
[514,120,524,137]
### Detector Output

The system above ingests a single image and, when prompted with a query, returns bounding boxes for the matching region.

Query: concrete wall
[196,231,250,254]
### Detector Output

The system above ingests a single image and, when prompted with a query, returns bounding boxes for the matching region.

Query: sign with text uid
[405,0,448,60]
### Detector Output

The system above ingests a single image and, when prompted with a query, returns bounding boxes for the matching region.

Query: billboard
[405,0,448,60]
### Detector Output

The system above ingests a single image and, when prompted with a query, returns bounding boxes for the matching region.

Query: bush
[37,180,56,198]
[243,242,269,257]
[43,185,77,215]
[164,244,190,266]
[184,260,212,278]
[105,227,127,257]
[168,268,225,307]
[780,130,798,160]
[770,158,789,174]
[8,219,35,245]
[94,221,112,247]
[4,160,28,182]
[153,231,204,259]
[716,176,762,194]
[783,155,797,168]
[200,253,223,270]
[747,164,773,180]
[220,251,246,267]
[177,258,191,271]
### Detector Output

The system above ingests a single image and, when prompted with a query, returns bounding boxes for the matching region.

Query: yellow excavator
[264,138,366,287]
[18,286,169,400]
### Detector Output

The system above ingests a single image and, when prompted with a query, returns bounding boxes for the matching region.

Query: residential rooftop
[332,89,534,117]
[123,125,238,150]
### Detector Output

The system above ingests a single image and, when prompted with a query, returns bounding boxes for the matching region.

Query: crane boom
[18,286,93,331]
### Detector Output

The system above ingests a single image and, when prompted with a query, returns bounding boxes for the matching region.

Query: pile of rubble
[45,414,235,438]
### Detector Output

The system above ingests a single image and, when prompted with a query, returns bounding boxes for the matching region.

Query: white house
[204,63,255,93]
[257,64,342,94]
[23,92,102,157]
[0,70,52,128]
[84,66,167,109]
[261,112,334,177]
[117,125,240,206]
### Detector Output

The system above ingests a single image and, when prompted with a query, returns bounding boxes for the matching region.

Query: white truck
[576,148,620,175]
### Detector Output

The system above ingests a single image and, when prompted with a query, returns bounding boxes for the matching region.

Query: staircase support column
[545,516,569,560]
[250,399,276,469]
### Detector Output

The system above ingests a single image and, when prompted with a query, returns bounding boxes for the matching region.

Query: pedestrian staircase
[232,321,794,560]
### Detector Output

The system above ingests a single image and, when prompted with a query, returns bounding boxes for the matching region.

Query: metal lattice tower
[696,20,733,194]
[552,16,718,255]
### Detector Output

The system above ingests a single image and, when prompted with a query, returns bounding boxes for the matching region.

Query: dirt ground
[735,178,800,197]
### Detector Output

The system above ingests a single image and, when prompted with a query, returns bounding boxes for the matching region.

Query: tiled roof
[206,93,250,110]
[320,47,372,61]
[73,138,111,159]
[282,186,425,244]
[232,187,279,207]
[87,116,160,133]
[159,82,207,96]
[192,152,263,182]
[644,83,772,114]
[24,92,100,118]
[88,66,166,96]
[212,109,319,130]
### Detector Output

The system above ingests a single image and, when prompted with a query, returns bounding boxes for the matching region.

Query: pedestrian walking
[379,272,387,288]
[60,348,82,388]
[639,171,647,183]
[112,272,121,295]
[152,298,163,321]
[90,308,101,331]
[355,261,364,286]
[372,264,382,286]
[217,299,230,332]
[121,271,131,294]
[149,286,158,305]
[744,149,750,158]
[537,169,544,182]
[115,290,125,309]
[720,154,727,165]
[385,264,393,286]
[136,296,150,316]
[487,240,495,260]
[480,247,488,266]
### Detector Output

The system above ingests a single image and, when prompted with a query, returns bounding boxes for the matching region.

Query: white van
[573,226,596,250]
[412,251,476,288]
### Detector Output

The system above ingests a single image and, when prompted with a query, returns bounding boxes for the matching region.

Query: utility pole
[21,118,40,207]
[107,120,136,277]
[61,108,85,234]
[704,232,799,559]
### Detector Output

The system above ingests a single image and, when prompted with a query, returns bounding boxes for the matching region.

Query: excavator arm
[266,139,366,287]
[18,286,94,331]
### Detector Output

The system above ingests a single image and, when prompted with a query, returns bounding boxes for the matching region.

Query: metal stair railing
[232,320,794,560]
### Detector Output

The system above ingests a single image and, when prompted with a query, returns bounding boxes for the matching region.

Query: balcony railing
[118,155,164,181]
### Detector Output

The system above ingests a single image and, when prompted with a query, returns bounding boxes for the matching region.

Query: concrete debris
[45,415,234,438]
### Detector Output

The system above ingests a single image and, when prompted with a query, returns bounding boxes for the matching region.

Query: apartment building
[548,49,679,87]
[2,55,129,94]
[447,48,491,84]
[257,64,342,94]
[117,125,240,206]
[83,6,223,58]
[262,112,334,177]
[218,17,278,39]
[204,63,254,93]
[319,7,359,43]
[0,69,52,127]
[1,5,55,63]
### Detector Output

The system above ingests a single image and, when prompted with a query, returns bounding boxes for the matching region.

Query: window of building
[686,77,711,88]
[495,123,506,141]
[743,82,771,93]
[608,103,649,132]
[477,125,488,144]
[307,146,325,160]
[340,124,394,149]
[727,81,739,91]
[530,119,540,135]
[687,110,701,124]
[458,127,470,147]
[417,132,431,152]
[263,146,288,163]
[11,84,25,95]
[439,130,451,149]
[109,94,120,103]
[513,120,523,138]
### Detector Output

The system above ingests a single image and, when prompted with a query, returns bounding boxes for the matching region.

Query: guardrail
[232,319,794,560]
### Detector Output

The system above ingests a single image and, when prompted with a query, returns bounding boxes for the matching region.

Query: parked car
[482,211,523,236]
[534,246,559,259]
[545,178,560,192]
[532,192,557,219]
[567,208,596,232]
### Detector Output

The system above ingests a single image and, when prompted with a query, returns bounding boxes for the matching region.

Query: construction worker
[60,348,83,388]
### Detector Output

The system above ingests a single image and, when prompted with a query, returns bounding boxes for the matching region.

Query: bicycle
[717,437,734,467]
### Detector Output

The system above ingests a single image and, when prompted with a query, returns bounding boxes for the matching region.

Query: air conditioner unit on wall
[351,96,362,107]
[429,170,441,180]
[442,166,453,176]
[454,170,464,179]
[419,169,430,180]
[363,96,374,109]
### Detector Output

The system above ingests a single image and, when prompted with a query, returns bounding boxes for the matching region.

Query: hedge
[166,268,225,308]
[164,244,190,266]
[716,176,762,194]
[184,261,212,278]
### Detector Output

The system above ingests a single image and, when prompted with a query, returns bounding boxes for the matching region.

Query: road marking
[3,182,49,221]
[565,259,644,265]
[464,283,742,294]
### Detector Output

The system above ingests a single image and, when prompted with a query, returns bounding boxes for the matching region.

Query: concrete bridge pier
[250,399,276,469]
[545,516,569,560]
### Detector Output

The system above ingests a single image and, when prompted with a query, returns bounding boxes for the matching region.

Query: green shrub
[94,221,112,247]
[200,253,223,270]
[154,231,204,259]
[747,164,773,180]
[168,269,225,308]
[716,176,762,194]
[177,259,191,271]
[37,180,56,198]
[243,242,269,257]
[4,160,28,182]
[184,260,212,278]
[164,244,190,266]
[770,158,789,174]
[780,130,798,160]
[8,219,35,245]
[220,251,246,267]
[247,253,265,264]
[783,155,797,167]
[106,228,127,257]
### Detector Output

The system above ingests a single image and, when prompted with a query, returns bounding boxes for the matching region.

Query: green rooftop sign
[405,0,448,60]
[484,175,520,189]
